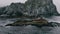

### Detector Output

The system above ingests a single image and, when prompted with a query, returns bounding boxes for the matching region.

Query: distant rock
[0,0,59,18]
[25,0,59,17]
[3,3,24,17]
[0,7,6,15]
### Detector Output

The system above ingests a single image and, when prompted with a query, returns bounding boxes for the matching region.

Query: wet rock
[48,22,60,27]
[32,17,48,25]
[5,21,60,27]
[5,18,60,27]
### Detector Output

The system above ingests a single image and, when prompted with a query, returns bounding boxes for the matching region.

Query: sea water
[0,16,60,34]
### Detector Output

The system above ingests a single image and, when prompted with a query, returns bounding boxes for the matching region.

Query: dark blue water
[0,16,60,34]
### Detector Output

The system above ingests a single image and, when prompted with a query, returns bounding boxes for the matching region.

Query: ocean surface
[0,16,60,34]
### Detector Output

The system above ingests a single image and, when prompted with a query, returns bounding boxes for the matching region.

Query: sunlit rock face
[25,0,58,17]
[0,0,59,18]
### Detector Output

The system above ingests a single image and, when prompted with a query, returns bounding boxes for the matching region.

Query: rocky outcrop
[5,18,60,27]
[0,0,59,18]
[5,21,60,27]
[0,7,6,15]
[3,3,25,17]
[25,0,58,17]
[5,18,48,26]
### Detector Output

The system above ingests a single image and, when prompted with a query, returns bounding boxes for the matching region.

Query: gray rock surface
[0,0,59,18]
[25,0,58,17]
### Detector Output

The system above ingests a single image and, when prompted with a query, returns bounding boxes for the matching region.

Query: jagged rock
[3,3,24,17]
[0,7,6,15]
[0,0,59,18]
[25,0,59,17]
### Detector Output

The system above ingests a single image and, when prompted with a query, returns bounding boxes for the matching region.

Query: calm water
[0,16,60,34]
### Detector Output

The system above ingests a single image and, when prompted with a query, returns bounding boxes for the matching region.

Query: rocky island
[3,0,60,27]
[0,0,59,18]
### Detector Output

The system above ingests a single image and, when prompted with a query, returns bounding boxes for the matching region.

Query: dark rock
[31,22,60,27]
[0,0,59,18]
[5,24,24,26]
[5,18,60,27]
[25,0,59,17]
[3,3,24,17]
[0,7,6,15]
[48,22,60,27]
[5,22,60,27]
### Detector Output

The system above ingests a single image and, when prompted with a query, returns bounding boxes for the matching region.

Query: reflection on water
[0,16,60,34]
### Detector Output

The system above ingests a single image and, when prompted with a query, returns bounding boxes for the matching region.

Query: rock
[25,0,59,17]
[48,22,60,27]
[32,17,48,26]
[5,20,60,27]
[31,22,60,27]
[0,7,6,15]
[3,3,24,17]
[5,18,60,27]
[0,0,59,18]
[5,23,26,26]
